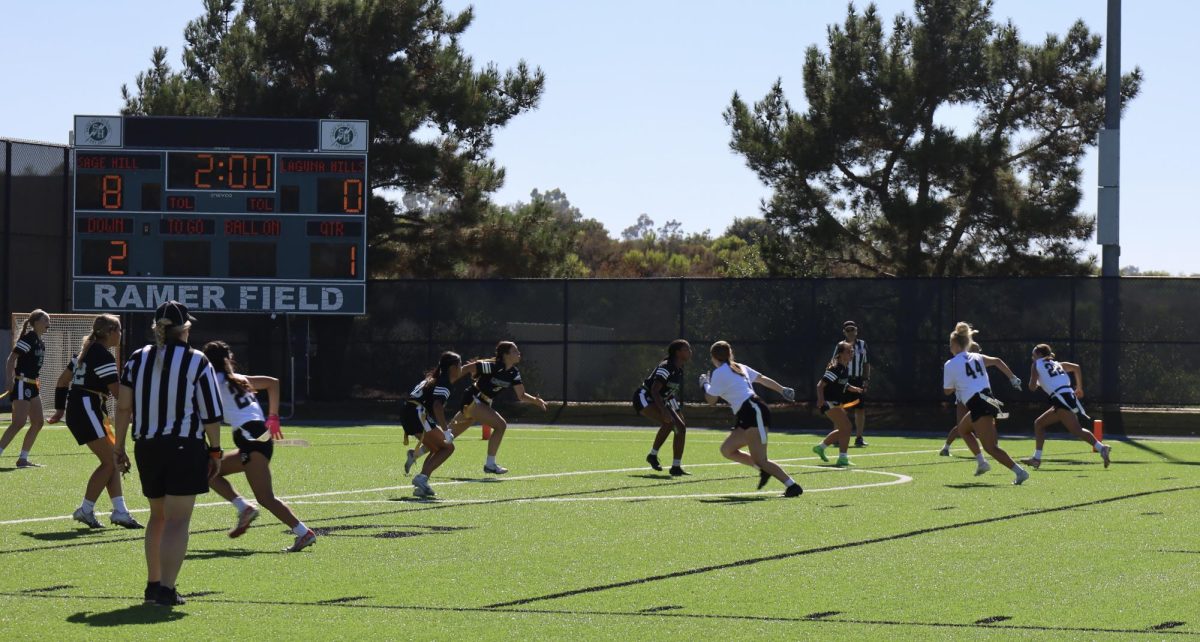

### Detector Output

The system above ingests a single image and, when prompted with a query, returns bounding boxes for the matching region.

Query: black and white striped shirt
[119,341,224,440]
[832,339,869,378]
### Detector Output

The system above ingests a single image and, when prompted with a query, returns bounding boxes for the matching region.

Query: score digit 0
[343,178,363,213]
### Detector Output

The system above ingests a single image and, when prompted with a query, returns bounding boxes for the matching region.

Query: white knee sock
[111,496,128,513]
[292,522,309,537]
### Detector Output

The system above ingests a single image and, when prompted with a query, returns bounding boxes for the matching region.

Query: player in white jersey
[1021,344,1110,469]
[939,341,988,459]
[202,341,315,553]
[699,341,803,497]
[941,323,1029,485]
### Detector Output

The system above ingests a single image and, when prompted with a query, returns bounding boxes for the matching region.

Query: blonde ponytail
[950,322,978,351]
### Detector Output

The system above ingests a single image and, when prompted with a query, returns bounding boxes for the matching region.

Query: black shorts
[964,390,1002,422]
[401,402,436,437]
[9,379,39,401]
[632,389,680,416]
[65,394,111,446]
[233,429,274,464]
[733,396,771,433]
[134,437,210,498]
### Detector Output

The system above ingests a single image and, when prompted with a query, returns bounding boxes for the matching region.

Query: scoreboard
[72,115,368,314]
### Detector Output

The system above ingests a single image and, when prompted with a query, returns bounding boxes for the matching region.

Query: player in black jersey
[2,310,50,467]
[634,340,692,476]
[812,342,865,467]
[414,341,546,475]
[45,315,143,528]
[402,352,463,497]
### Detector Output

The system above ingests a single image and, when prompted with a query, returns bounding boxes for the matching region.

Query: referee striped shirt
[832,339,869,378]
[119,340,224,440]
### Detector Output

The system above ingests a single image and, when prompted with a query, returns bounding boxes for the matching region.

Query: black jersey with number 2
[67,343,120,399]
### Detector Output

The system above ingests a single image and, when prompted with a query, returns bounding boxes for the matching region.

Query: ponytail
[424,351,462,394]
[828,341,853,370]
[709,341,744,375]
[203,341,251,393]
[153,319,189,348]
[1033,343,1055,360]
[21,309,49,336]
[950,322,978,351]
[78,314,120,364]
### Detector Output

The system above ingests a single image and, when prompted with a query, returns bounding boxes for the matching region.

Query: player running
[410,341,546,475]
[812,341,864,467]
[942,323,1029,485]
[403,352,462,497]
[1021,343,1111,469]
[940,340,987,462]
[49,314,142,528]
[699,341,803,497]
[202,341,316,552]
[1,310,50,467]
[636,339,692,476]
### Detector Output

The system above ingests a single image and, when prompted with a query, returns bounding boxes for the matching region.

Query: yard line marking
[0,449,939,526]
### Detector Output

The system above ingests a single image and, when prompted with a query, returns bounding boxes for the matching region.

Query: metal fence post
[562,279,569,405]
[2,142,11,326]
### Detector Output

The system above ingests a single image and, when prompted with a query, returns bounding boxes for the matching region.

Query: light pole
[1098,0,1120,276]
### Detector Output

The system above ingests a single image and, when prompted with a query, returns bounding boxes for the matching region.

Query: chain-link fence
[310,277,1199,409]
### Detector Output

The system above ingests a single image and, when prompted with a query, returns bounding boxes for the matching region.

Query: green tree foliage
[725,0,1141,277]
[121,0,545,276]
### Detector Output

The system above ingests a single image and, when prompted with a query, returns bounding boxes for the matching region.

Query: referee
[833,321,871,447]
[113,300,224,607]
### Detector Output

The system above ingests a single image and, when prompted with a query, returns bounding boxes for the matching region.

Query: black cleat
[646,454,662,471]
[854,436,868,448]
[669,466,687,477]
[154,585,185,607]
[757,470,771,490]
[783,483,804,498]
[144,582,160,605]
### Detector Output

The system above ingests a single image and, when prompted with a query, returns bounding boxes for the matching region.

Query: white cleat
[110,511,144,529]
[1100,444,1111,469]
[72,507,102,528]
[974,460,991,476]
[1013,467,1030,485]
[412,475,435,497]
[483,463,509,475]
[404,449,417,476]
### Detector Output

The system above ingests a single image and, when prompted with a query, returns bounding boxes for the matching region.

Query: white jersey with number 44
[943,352,991,405]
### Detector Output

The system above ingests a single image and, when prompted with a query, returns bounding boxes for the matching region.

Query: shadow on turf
[943,482,996,489]
[66,605,186,627]
[1122,439,1200,466]
[21,528,115,543]
[696,496,770,505]
[185,548,262,561]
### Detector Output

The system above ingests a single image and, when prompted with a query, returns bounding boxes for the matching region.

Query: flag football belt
[473,391,495,405]
[980,393,1004,410]
[14,376,37,384]
[77,387,109,399]
[1054,385,1073,393]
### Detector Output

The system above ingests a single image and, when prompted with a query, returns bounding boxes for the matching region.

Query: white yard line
[0,449,939,526]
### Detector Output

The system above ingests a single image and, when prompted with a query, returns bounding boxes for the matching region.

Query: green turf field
[0,421,1196,640]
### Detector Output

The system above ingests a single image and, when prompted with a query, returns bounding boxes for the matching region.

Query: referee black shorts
[134,437,210,498]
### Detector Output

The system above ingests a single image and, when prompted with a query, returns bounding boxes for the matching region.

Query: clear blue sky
[3,0,1196,272]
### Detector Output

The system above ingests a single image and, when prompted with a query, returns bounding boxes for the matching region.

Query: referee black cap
[155,300,197,326]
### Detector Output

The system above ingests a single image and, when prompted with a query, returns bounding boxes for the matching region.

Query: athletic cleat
[72,507,102,528]
[974,460,991,476]
[812,444,829,463]
[413,474,435,497]
[1100,444,1111,469]
[646,453,662,471]
[1013,467,1030,485]
[997,411,1010,420]
[143,583,160,605]
[483,463,509,475]
[15,459,41,468]
[285,529,317,553]
[939,445,951,457]
[783,483,804,498]
[668,466,687,477]
[404,449,417,476]
[835,456,852,467]
[757,470,771,490]
[154,585,185,607]
[1020,457,1041,470]
[110,511,144,529]
[229,505,259,538]
[854,437,867,448]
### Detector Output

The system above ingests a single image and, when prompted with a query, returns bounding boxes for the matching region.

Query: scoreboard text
[72,116,368,314]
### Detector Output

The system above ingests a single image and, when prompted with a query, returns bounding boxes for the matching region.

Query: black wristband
[54,387,68,410]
